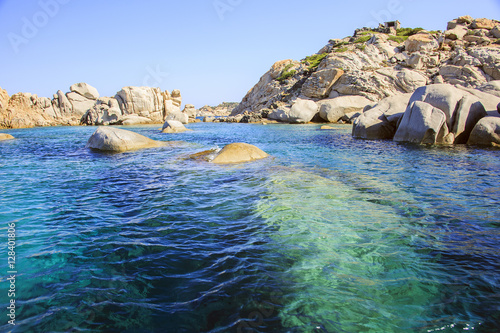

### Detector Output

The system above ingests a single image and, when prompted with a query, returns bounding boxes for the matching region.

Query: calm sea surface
[0,123,499,332]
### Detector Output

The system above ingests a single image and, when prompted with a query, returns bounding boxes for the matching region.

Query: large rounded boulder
[467,117,500,146]
[86,127,165,152]
[211,143,269,164]
[162,120,190,133]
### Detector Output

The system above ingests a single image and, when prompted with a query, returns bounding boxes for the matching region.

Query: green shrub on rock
[302,53,328,71]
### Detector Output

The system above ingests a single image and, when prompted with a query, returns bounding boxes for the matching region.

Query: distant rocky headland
[1,16,500,146]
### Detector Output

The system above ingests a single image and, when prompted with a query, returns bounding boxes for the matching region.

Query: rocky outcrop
[70,83,99,100]
[230,16,500,126]
[355,84,490,144]
[268,98,319,123]
[405,32,439,53]
[165,111,188,124]
[86,127,165,152]
[199,102,238,117]
[394,101,449,144]
[0,133,14,141]
[467,117,500,146]
[210,143,269,164]
[352,93,412,140]
[182,104,197,121]
[162,120,190,133]
[115,87,166,123]
[0,91,64,129]
[81,97,122,126]
[301,68,344,98]
[66,92,96,116]
[1,83,188,129]
[318,96,372,123]
[120,114,153,126]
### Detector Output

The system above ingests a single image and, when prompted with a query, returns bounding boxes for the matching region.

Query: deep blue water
[0,123,499,332]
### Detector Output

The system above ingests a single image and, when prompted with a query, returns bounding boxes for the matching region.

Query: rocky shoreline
[224,16,500,146]
[1,16,500,147]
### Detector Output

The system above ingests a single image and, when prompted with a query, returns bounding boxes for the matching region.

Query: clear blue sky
[0,0,499,108]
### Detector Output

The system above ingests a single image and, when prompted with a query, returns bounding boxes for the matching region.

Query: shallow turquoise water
[0,123,499,332]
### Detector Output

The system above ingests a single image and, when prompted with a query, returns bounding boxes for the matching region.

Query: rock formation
[0,133,14,141]
[0,83,188,129]
[354,84,493,145]
[162,120,190,133]
[210,143,269,164]
[86,127,166,152]
[230,16,500,130]
[467,117,500,146]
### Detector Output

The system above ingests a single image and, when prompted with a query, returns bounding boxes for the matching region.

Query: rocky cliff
[231,16,500,125]
[0,83,188,129]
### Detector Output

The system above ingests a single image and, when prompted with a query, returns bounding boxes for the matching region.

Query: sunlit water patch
[0,123,499,332]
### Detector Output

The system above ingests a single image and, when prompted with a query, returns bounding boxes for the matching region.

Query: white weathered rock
[467,116,500,146]
[491,26,500,39]
[394,101,448,144]
[165,112,188,124]
[66,92,96,116]
[86,127,165,152]
[82,97,123,125]
[183,104,197,119]
[121,114,152,126]
[352,93,412,140]
[115,87,165,122]
[267,106,291,122]
[70,83,100,100]
[405,32,439,53]
[471,18,497,30]
[56,90,73,114]
[468,47,500,80]
[445,26,468,40]
[301,68,344,98]
[407,84,469,129]
[288,99,319,123]
[332,67,427,101]
[451,95,488,143]
[161,120,189,133]
[455,85,500,114]
[476,81,500,98]
[319,96,372,123]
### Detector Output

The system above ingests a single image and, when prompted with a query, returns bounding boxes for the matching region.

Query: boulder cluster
[353,84,500,146]
[0,83,197,129]
[227,16,500,146]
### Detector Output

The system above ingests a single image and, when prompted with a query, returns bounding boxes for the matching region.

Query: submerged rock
[86,127,165,152]
[0,133,14,141]
[467,117,500,146]
[211,143,269,164]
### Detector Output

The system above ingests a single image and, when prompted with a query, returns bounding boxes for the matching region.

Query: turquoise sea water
[0,123,499,332]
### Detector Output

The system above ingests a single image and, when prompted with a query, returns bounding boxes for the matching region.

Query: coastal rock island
[227,16,500,145]
[0,83,191,129]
